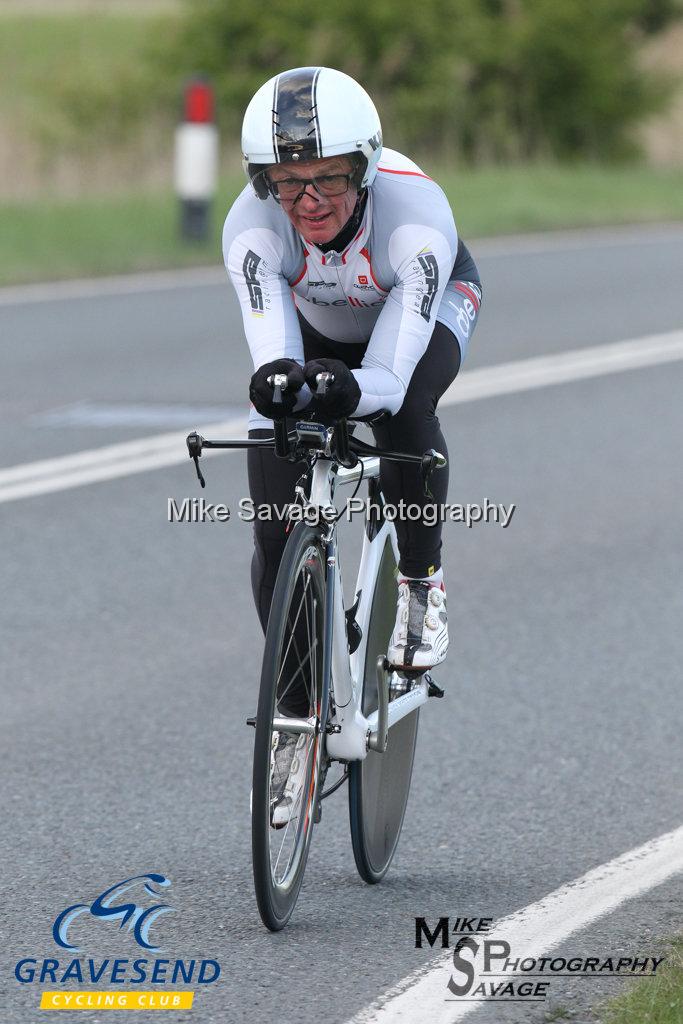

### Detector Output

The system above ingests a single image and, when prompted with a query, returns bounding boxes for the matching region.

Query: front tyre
[251,523,328,930]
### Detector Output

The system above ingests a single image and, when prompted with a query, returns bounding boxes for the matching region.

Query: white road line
[31,401,245,428]
[0,266,226,308]
[0,417,246,503]
[470,221,683,259]
[1,330,682,505]
[350,824,683,1024]
[443,329,683,405]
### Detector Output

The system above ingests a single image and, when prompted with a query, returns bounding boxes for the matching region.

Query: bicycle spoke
[304,572,313,707]
[311,596,318,705]
[276,642,316,707]
[276,564,320,711]
[270,734,315,882]
[286,568,316,707]
[274,571,310,692]
[273,808,295,877]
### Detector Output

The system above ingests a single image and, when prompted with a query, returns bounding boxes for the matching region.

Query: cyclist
[223,67,481,750]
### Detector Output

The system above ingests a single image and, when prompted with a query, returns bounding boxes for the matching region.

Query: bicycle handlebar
[186,425,446,495]
[188,369,445,491]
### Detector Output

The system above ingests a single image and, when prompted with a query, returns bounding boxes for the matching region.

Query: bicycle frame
[306,454,433,764]
[187,393,447,927]
[186,418,445,764]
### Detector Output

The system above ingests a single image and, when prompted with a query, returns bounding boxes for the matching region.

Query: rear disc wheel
[348,535,419,883]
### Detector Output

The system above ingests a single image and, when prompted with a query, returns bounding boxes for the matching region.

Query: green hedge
[6,1,680,166]
[159,0,679,161]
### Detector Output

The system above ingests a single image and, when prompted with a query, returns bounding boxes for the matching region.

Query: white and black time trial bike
[187,372,447,931]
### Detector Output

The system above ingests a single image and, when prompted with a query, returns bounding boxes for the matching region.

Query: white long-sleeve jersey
[222,148,480,424]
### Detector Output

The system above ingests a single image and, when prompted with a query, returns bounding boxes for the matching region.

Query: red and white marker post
[174,78,218,242]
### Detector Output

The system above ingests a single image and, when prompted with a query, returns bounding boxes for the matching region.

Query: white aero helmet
[242,66,382,200]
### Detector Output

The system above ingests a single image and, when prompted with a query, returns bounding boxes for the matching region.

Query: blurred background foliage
[0,0,681,281]
[46,0,682,164]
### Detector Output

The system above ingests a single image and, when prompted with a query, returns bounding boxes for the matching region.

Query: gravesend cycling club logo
[53,873,173,953]
[13,873,221,1012]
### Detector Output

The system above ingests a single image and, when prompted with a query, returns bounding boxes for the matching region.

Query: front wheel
[348,534,419,883]
[251,523,329,930]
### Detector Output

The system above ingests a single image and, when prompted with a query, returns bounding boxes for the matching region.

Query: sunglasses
[265,172,352,203]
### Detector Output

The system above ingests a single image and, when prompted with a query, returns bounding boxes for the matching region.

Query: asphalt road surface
[1,223,683,1024]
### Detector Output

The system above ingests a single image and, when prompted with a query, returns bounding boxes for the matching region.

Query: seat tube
[325,529,369,762]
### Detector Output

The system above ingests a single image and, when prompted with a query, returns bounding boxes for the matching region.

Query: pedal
[424,673,445,698]
[389,674,412,698]
[245,716,256,728]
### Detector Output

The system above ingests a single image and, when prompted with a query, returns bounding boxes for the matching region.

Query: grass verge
[0,188,240,286]
[602,938,683,1024]
[438,163,683,235]
[1,164,682,286]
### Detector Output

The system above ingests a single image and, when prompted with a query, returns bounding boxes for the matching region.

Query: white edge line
[0,424,242,503]
[0,266,227,307]
[444,330,683,404]
[1,330,682,505]
[0,417,245,485]
[350,823,683,1024]
[469,221,683,259]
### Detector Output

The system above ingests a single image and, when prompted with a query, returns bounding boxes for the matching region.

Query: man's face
[266,155,359,245]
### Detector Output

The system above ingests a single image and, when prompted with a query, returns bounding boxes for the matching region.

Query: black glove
[249,359,305,419]
[303,358,361,419]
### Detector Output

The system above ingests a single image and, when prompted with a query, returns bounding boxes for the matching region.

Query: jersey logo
[242,250,264,314]
[347,295,385,308]
[453,280,481,311]
[417,253,439,321]
[357,274,369,285]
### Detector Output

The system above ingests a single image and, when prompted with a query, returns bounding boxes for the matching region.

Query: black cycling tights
[247,320,461,648]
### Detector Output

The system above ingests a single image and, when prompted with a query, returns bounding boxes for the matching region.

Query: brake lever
[267,373,293,458]
[420,448,447,498]
[186,432,206,488]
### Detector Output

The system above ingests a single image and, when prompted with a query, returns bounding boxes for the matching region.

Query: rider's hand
[249,359,305,419]
[303,358,361,419]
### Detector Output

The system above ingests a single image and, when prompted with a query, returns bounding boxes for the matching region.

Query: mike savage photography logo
[168,496,516,529]
[415,917,666,1004]
[14,873,221,1012]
